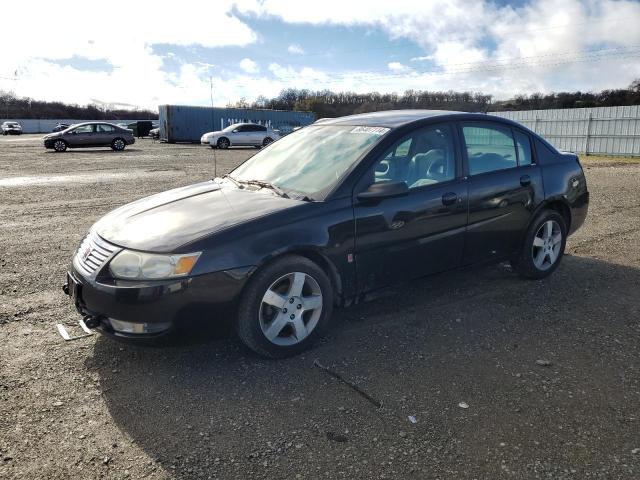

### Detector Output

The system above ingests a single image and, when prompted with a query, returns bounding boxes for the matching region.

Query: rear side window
[257,125,267,132]
[514,130,532,166]
[97,124,115,133]
[462,123,517,175]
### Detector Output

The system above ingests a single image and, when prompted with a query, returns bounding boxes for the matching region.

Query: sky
[2,0,640,111]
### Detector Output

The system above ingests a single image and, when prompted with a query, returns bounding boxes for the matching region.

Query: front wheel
[236,255,333,358]
[217,137,230,149]
[53,139,67,152]
[511,210,567,279]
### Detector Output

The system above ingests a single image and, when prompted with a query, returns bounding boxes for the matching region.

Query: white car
[200,123,280,149]
[2,121,22,135]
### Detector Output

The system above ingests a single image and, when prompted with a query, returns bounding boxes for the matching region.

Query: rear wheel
[511,210,566,279]
[53,139,67,152]
[236,255,333,358]
[262,137,273,147]
[111,138,126,151]
[217,137,230,149]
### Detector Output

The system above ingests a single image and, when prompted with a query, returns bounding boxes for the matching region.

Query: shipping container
[158,105,315,143]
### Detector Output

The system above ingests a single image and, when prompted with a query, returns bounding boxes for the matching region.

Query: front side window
[231,125,388,199]
[372,124,456,189]
[71,124,94,134]
[462,123,517,175]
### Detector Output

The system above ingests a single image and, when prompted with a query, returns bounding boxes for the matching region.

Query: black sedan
[63,110,589,357]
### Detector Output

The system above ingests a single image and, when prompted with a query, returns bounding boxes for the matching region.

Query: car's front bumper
[64,265,253,339]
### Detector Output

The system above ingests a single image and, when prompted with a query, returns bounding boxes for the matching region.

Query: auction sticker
[350,126,389,135]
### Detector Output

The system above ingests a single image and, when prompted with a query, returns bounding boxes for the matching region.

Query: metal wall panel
[490,105,640,156]
[158,105,316,143]
[0,118,153,134]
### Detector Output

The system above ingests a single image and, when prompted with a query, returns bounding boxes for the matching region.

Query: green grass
[579,154,640,165]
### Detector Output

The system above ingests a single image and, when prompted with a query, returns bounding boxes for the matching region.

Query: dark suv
[43,122,135,152]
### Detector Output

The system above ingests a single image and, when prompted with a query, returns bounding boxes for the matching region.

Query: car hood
[94,180,304,252]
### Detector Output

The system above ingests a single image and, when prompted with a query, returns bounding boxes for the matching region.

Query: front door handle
[520,175,531,187]
[442,192,457,206]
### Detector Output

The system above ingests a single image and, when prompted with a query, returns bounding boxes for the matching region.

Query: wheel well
[545,201,571,231]
[255,250,343,305]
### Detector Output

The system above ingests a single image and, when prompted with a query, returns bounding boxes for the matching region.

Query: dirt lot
[1,134,639,479]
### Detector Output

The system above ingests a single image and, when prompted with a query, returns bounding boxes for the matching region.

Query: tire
[111,138,126,151]
[53,139,67,152]
[217,137,230,149]
[236,255,334,358]
[210,145,216,149]
[511,210,567,279]
[262,137,273,147]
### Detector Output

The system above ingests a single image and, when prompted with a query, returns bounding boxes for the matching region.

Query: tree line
[2,79,639,120]
[0,91,158,120]
[237,79,640,116]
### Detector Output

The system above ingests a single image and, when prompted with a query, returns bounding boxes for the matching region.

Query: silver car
[200,123,280,149]
[43,122,135,152]
[1,121,22,135]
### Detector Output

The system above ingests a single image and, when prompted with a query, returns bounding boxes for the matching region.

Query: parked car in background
[63,110,588,358]
[43,122,135,152]
[2,121,22,135]
[52,123,71,132]
[200,123,280,149]
[149,127,160,139]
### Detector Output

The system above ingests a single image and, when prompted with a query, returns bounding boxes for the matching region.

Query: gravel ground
[1,134,639,479]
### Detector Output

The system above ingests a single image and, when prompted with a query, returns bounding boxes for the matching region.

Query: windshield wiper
[239,179,290,199]
[221,174,242,188]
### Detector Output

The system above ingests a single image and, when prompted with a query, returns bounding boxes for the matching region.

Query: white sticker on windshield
[350,126,389,135]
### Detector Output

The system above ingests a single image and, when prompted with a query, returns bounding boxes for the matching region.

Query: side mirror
[357,181,409,202]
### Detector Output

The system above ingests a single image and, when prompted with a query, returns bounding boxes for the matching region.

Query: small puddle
[0,170,177,187]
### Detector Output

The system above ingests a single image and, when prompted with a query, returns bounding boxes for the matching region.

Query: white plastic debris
[408,415,417,424]
[458,402,469,409]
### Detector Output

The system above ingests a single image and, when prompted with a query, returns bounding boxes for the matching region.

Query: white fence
[0,118,154,134]
[490,105,640,157]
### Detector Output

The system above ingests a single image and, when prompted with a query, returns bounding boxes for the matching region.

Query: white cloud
[387,62,408,72]
[239,58,259,74]
[1,0,640,109]
[238,0,640,97]
[0,0,258,109]
[287,44,305,55]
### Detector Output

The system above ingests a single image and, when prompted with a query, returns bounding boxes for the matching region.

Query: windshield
[231,125,388,199]
[223,124,241,132]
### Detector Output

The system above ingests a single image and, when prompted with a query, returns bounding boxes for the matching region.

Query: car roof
[314,109,499,128]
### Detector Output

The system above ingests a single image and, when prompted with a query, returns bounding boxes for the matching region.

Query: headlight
[109,250,201,280]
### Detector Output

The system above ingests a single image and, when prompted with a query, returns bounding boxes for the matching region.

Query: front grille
[73,232,120,278]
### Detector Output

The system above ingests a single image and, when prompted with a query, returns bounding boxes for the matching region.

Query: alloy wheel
[53,140,66,152]
[113,139,125,150]
[258,272,323,346]
[532,220,562,271]
[218,138,230,149]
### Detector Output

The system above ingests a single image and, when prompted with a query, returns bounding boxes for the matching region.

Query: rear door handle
[520,175,531,187]
[442,192,457,206]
